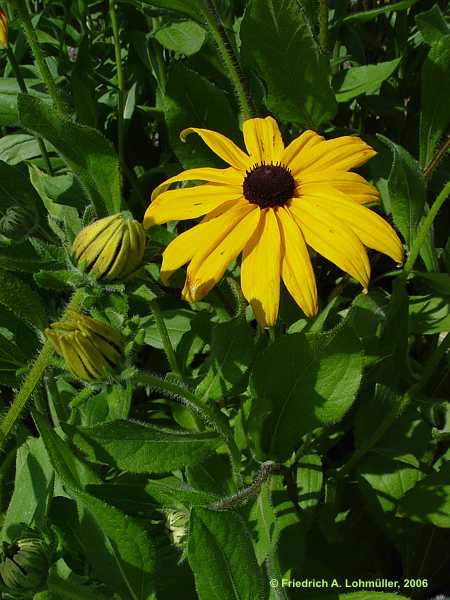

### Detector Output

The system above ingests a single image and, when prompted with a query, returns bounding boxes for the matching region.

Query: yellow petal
[150,167,243,201]
[243,116,284,165]
[183,205,260,302]
[275,206,318,318]
[143,184,242,228]
[289,135,376,177]
[181,127,250,171]
[289,198,371,289]
[297,171,380,205]
[0,10,8,49]
[282,130,324,168]
[160,199,246,284]
[240,208,281,327]
[302,189,404,264]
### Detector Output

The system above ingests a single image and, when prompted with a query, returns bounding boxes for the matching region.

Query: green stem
[5,45,53,174]
[210,461,286,510]
[0,288,85,450]
[403,181,450,278]
[133,370,243,487]
[149,299,182,378]
[109,0,125,168]
[202,0,253,120]
[319,0,329,53]
[13,0,68,115]
[423,135,450,179]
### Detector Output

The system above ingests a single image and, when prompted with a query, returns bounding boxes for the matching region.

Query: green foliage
[240,0,337,127]
[0,0,448,598]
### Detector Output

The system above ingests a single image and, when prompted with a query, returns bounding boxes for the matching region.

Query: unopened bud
[0,9,8,49]
[166,510,188,549]
[72,212,146,282]
[45,311,122,382]
[0,536,49,597]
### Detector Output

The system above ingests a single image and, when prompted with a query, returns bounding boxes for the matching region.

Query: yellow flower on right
[144,117,404,327]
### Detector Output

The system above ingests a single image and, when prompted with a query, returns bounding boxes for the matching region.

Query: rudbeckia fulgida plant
[0,1,448,598]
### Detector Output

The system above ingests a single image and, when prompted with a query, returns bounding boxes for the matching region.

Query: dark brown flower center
[243,163,296,208]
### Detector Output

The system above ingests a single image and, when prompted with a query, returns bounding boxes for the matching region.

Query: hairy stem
[403,180,450,277]
[202,0,253,120]
[0,288,85,449]
[319,0,329,52]
[5,45,53,174]
[210,461,287,510]
[133,370,243,487]
[13,0,68,115]
[109,0,125,168]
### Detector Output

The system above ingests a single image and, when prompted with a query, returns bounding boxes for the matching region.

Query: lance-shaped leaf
[66,419,221,473]
[18,94,121,217]
[188,507,267,600]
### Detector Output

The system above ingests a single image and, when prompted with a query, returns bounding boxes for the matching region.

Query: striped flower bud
[45,311,122,382]
[0,536,49,597]
[0,9,8,49]
[72,212,146,282]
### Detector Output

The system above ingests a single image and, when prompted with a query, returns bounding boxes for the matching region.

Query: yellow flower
[144,117,403,327]
[0,9,8,49]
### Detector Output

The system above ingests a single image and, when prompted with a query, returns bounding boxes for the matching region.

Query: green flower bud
[45,311,122,382]
[0,537,49,597]
[72,212,146,282]
[166,510,188,550]
[0,205,38,242]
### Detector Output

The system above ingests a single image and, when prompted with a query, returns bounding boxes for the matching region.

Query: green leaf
[335,59,401,103]
[0,133,53,165]
[0,241,60,273]
[359,452,423,513]
[154,21,206,55]
[188,507,267,600]
[398,461,450,528]
[196,318,257,402]
[145,476,218,509]
[67,419,221,473]
[297,454,323,511]
[1,437,54,542]
[419,34,450,168]
[416,5,450,46]
[240,0,336,127]
[249,321,363,460]
[372,279,409,388]
[35,414,158,600]
[0,78,50,127]
[408,294,450,334]
[18,94,121,217]
[0,269,47,330]
[343,0,419,23]
[378,136,436,271]
[162,63,240,169]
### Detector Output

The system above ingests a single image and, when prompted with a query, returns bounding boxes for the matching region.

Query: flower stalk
[12,0,68,115]
[319,0,329,53]
[201,0,253,120]
[0,289,85,450]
